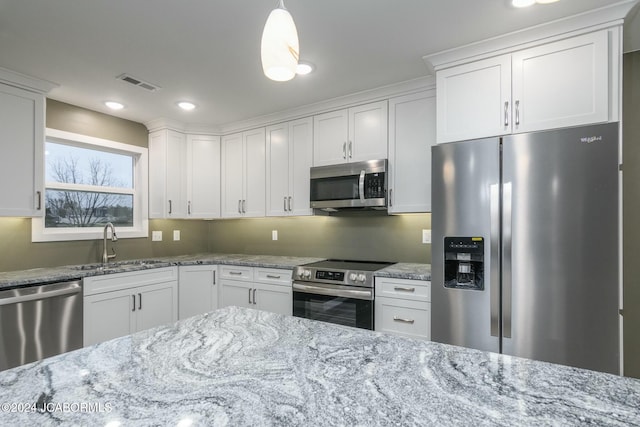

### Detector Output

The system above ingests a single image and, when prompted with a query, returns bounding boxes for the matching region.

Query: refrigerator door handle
[490,183,501,338]
[502,182,513,339]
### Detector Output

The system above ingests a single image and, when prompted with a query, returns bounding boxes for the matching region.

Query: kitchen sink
[70,260,169,273]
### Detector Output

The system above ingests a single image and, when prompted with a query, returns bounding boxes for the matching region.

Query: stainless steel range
[292,260,393,330]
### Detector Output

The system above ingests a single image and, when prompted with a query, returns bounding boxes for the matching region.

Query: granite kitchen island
[0,306,639,426]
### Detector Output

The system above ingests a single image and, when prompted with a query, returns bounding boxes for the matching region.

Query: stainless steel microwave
[309,159,387,210]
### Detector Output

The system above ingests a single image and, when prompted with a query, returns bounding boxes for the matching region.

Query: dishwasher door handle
[0,281,82,306]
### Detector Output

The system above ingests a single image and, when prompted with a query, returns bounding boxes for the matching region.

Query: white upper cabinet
[348,101,389,162]
[436,30,611,143]
[511,31,608,133]
[221,128,266,218]
[437,55,511,143]
[186,135,221,218]
[266,117,313,216]
[388,91,436,213]
[0,83,45,217]
[150,130,221,219]
[149,129,186,218]
[313,100,388,166]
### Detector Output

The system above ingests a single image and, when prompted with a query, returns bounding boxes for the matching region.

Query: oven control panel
[293,267,374,287]
[316,270,344,281]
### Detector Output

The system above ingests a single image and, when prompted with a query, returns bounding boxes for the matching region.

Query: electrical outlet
[272,230,278,241]
[152,231,162,241]
[422,229,431,244]
[173,230,180,241]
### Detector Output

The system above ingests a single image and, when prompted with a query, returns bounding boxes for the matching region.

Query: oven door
[292,282,374,330]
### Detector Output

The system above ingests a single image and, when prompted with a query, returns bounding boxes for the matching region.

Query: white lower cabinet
[375,277,431,340]
[220,266,292,315]
[83,268,178,346]
[178,265,218,320]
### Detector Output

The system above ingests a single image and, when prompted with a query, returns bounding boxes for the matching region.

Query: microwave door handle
[359,170,365,202]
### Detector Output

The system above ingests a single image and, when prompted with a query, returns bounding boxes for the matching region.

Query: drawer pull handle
[266,274,281,279]
[393,317,415,324]
[229,271,242,275]
[394,286,415,292]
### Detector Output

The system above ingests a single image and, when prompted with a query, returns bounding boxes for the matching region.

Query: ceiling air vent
[116,73,161,92]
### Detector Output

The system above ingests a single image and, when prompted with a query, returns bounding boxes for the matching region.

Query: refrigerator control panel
[444,237,484,290]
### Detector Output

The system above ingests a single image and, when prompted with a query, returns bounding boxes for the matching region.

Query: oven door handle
[293,282,373,301]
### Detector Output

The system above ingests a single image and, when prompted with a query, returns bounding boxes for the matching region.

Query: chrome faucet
[102,222,118,264]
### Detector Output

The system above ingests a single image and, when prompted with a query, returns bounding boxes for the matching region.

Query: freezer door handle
[490,183,501,338]
[502,182,513,338]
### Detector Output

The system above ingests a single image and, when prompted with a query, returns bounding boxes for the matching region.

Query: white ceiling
[0,0,638,130]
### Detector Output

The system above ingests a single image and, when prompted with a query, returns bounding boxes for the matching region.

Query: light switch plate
[173,230,180,241]
[272,230,278,241]
[152,231,162,241]
[422,229,431,244]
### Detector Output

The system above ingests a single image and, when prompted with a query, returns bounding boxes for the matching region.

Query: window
[32,129,148,242]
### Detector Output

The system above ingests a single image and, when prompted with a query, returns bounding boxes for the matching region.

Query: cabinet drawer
[254,268,292,286]
[375,278,430,302]
[375,297,430,340]
[220,265,254,281]
[84,267,178,296]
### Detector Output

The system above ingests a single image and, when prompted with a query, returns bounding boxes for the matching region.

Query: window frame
[32,128,148,242]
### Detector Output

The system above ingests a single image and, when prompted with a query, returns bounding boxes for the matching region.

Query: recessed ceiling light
[512,0,559,6]
[104,101,124,110]
[178,101,196,111]
[512,0,535,7]
[296,61,315,75]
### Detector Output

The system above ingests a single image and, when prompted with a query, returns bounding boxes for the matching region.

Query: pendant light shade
[261,0,299,82]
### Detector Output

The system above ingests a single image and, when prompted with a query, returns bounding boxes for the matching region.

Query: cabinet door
[349,101,388,162]
[388,91,436,213]
[179,265,218,320]
[221,132,244,217]
[289,117,313,215]
[187,135,221,218]
[148,130,186,218]
[220,279,253,309]
[84,288,135,346]
[166,130,187,218]
[255,283,292,316]
[148,130,168,219]
[266,123,290,216]
[512,31,608,133]
[0,83,44,217]
[313,109,348,166]
[436,55,511,143]
[135,281,178,332]
[243,128,266,218]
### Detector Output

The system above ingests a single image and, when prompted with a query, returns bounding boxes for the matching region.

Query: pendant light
[261,0,299,82]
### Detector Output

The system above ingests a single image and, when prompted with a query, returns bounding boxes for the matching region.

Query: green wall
[207,214,431,263]
[623,50,640,378]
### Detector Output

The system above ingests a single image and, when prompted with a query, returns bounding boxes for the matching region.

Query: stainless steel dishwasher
[0,279,83,371]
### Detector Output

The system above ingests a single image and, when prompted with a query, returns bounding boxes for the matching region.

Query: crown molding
[220,75,435,135]
[145,75,435,135]
[423,0,637,72]
[0,66,58,94]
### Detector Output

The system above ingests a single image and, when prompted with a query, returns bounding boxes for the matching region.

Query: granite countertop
[0,254,325,290]
[376,262,431,281]
[0,306,638,426]
[0,254,430,290]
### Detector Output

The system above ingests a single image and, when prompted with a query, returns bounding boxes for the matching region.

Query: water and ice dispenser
[444,237,484,290]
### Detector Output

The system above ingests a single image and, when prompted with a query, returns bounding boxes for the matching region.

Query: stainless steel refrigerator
[431,123,620,374]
